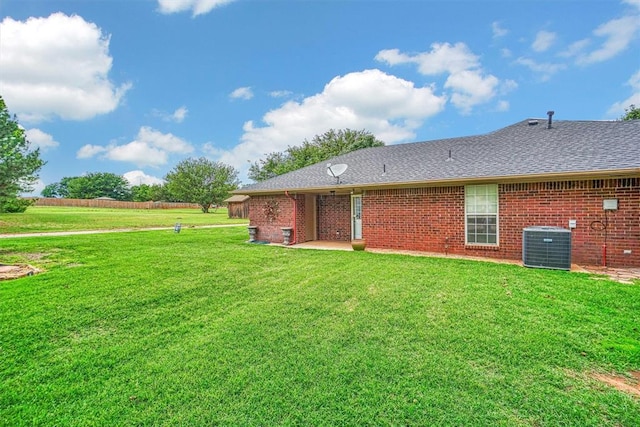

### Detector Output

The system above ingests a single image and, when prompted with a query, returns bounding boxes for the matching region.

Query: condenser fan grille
[522,226,572,270]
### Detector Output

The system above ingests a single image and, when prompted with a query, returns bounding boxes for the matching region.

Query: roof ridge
[240,118,640,193]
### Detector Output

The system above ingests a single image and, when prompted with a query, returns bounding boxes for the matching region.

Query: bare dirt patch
[0,264,41,281]
[20,252,49,261]
[592,371,640,398]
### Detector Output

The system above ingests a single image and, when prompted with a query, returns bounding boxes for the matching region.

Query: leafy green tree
[131,184,155,202]
[621,104,640,120]
[44,173,132,200]
[41,183,60,198]
[68,173,132,200]
[248,151,290,182]
[0,96,46,213]
[164,157,239,213]
[41,176,75,198]
[150,183,175,202]
[249,129,385,182]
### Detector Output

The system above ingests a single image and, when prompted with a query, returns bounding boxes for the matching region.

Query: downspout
[285,191,297,245]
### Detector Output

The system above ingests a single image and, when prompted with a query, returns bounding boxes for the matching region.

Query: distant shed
[224,195,250,219]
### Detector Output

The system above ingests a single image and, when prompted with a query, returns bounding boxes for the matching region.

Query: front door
[351,194,362,240]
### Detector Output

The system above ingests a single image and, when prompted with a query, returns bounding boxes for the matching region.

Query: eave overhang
[234,168,640,196]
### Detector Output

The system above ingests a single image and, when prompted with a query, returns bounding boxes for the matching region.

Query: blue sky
[1,0,639,194]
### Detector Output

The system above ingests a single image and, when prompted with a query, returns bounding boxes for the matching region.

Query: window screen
[465,184,498,245]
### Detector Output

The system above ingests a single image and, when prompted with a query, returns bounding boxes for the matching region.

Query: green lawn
[0,206,247,234]
[1,227,639,426]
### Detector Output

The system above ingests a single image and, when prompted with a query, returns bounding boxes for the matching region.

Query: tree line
[40,127,385,212]
[2,92,387,214]
[42,159,240,214]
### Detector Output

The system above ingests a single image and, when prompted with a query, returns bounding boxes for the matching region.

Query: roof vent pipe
[547,110,554,129]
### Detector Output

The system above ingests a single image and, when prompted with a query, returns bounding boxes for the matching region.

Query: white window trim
[465,184,499,246]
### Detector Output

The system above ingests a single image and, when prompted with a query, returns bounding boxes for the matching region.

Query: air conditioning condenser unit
[522,226,572,270]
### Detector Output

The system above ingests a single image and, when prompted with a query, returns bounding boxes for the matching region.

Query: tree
[0,96,46,213]
[621,104,640,120]
[41,176,75,198]
[150,183,175,202]
[42,173,132,200]
[247,151,290,182]
[70,173,132,200]
[249,129,384,182]
[41,183,60,198]
[130,184,155,202]
[164,157,239,213]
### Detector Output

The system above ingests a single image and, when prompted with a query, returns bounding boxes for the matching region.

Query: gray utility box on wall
[522,226,572,270]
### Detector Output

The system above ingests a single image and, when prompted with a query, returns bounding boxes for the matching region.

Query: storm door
[351,194,362,240]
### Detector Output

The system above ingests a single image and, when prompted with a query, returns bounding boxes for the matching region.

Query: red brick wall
[295,195,307,244]
[363,178,639,267]
[364,187,465,252]
[248,194,306,244]
[318,195,351,241]
[248,195,294,243]
[498,179,639,267]
[248,178,639,267]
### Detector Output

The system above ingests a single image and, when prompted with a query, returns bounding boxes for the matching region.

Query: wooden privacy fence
[29,198,202,210]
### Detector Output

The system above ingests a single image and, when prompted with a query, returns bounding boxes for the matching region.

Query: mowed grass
[0,206,247,234]
[1,227,639,426]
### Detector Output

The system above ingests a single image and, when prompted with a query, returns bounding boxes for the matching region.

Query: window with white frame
[465,184,498,245]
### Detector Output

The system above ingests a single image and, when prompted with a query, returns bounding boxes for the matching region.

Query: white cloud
[559,39,591,58]
[607,69,640,117]
[445,70,499,114]
[514,57,566,81]
[77,144,107,159]
[376,42,480,75]
[136,127,193,153]
[106,142,169,166]
[230,87,254,100]
[492,21,508,38]
[76,127,193,167]
[500,79,519,95]
[123,170,164,186]
[24,128,59,151]
[202,142,224,157]
[532,30,556,52]
[0,13,131,123]
[214,69,446,174]
[151,106,188,123]
[270,90,293,98]
[623,0,640,11]
[157,0,236,16]
[494,100,510,112]
[576,15,640,65]
[374,49,412,67]
[172,106,188,123]
[375,43,502,113]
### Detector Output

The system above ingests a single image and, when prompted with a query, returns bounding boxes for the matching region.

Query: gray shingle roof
[239,119,640,194]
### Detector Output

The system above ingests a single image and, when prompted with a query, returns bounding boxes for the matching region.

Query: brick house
[238,116,640,268]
